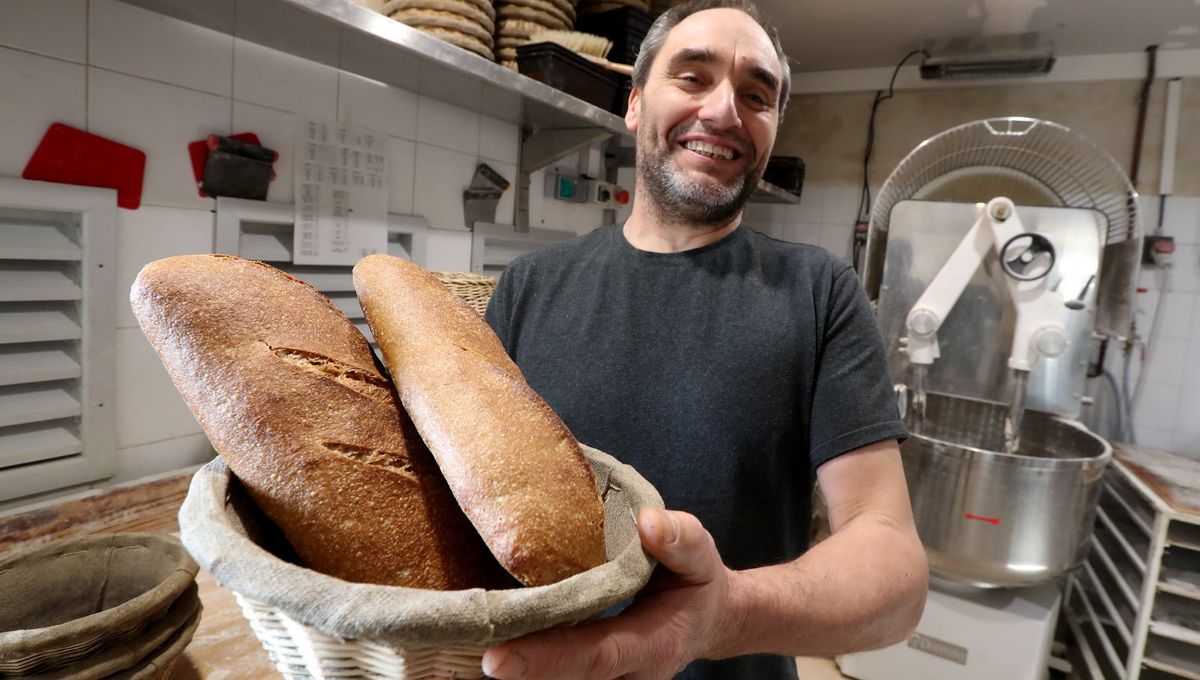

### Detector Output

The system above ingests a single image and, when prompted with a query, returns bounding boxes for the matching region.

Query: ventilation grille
[0,180,117,502]
[215,198,428,347]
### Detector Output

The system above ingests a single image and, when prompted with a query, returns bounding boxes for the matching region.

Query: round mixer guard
[864,117,1141,341]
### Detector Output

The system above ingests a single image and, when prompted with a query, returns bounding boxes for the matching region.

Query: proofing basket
[179,445,663,679]
[431,272,496,317]
[0,533,201,679]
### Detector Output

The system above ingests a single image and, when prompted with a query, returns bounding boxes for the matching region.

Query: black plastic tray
[763,156,805,196]
[575,6,652,67]
[517,42,621,111]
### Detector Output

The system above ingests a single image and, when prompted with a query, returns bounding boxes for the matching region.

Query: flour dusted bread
[353,255,606,586]
[130,254,511,590]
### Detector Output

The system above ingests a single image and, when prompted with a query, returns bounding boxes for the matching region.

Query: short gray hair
[631,0,792,119]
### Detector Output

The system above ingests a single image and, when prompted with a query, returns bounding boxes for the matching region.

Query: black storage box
[613,76,633,117]
[517,42,621,111]
[575,6,652,66]
[763,156,805,196]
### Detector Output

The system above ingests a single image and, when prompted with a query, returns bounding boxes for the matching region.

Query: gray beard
[638,127,760,228]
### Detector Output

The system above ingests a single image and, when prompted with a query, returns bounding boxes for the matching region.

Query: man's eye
[744,93,769,107]
[677,75,701,84]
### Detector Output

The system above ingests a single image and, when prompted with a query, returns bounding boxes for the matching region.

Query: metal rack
[1065,447,1200,680]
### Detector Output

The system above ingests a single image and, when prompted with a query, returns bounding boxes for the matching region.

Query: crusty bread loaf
[353,255,606,586]
[131,254,512,590]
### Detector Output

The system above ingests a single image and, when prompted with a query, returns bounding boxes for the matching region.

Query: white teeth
[683,140,734,160]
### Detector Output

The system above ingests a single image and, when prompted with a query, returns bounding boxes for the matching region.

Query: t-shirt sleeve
[485,264,517,351]
[808,265,908,469]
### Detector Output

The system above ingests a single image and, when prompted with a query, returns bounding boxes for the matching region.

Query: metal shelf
[1068,454,1200,680]
[120,0,626,135]
[1143,656,1200,680]
[1092,533,1143,611]
[751,180,802,204]
[1098,504,1149,573]
[119,0,801,201]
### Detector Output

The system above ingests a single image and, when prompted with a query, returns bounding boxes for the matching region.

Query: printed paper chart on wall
[293,120,389,266]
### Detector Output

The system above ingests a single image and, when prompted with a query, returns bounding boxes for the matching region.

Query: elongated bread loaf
[353,255,605,586]
[131,254,512,590]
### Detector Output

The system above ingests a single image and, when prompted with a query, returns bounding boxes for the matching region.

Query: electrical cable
[1101,369,1125,442]
[854,49,929,227]
[1131,267,1170,425]
[851,49,929,272]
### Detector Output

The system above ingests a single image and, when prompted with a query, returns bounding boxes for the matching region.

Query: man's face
[626,8,782,228]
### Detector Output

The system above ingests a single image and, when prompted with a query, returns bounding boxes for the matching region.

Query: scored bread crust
[353,255,606,587]
[131,254,512,590]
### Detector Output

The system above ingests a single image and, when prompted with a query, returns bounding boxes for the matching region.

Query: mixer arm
[905,198,1070,370]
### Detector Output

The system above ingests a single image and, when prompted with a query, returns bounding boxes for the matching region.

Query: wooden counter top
[0,469,275,678]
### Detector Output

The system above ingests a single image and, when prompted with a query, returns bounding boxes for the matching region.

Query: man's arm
[716,439,927,657]
[481,439,928,679]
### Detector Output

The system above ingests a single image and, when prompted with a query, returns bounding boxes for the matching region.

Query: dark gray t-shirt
[485,224,906,679]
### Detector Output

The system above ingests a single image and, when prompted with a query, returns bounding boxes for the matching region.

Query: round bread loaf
[353,255,607,587]
[131,254,513,590]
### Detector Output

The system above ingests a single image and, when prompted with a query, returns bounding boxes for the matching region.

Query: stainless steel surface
[863,117,1141,340]
[750,180,802,204]
[877,200,1102,418]
[904,392,1111,588]
[119,0,626,133]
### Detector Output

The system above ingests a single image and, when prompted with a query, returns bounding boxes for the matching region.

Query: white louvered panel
[0,346,81,386]
[0,383,82,428]
[240,225,292,262]
[353,320,375,343]
[284,266,356,292]
[0,305,81,344]
[0,421,83,469]
[0,266,81,302]
[0,181,116,500]
[326,294,364,320]
[0,222,81,261]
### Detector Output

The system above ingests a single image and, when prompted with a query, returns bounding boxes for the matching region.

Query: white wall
[0,0,612,509]
[1122,195,1200,456]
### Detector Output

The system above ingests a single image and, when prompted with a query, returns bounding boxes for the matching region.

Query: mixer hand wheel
[999,233,1056,281]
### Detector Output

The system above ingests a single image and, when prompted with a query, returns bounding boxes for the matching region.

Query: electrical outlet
[1143,235,1175,267]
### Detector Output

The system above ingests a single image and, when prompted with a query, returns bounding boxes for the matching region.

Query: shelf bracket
[520,128,613,174]
[516,127,613,232]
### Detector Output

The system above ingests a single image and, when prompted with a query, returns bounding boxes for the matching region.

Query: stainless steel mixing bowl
[903,392,1111,588]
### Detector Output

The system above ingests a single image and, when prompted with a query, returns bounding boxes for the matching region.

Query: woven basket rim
[179,445,663,649]
[0,533,199,661]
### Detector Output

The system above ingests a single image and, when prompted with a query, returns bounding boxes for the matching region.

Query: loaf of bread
[353,255,606,586]
[131,254,512,590]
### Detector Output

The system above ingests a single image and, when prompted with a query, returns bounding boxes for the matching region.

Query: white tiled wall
[0,1,608,507]
[1124,195,1200,458]
[741,183,859,262]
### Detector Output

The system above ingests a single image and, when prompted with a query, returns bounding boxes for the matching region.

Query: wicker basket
[179,445,662,680]
[431,271,496,316]
[0,533,201,678]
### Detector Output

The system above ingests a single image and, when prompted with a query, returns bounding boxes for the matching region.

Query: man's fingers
[483,619,669,680]
[637,509,720,584]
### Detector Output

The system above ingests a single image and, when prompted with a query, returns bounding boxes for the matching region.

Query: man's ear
[625,87,640,132]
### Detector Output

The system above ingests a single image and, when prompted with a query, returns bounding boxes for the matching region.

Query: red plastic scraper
[23,123,146,209]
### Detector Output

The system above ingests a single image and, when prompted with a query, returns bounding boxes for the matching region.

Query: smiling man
[483,1,928,678]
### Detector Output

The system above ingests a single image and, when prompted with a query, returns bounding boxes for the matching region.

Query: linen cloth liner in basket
[178,444,662,650]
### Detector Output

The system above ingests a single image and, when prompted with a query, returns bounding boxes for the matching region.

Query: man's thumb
[637,509,719,583]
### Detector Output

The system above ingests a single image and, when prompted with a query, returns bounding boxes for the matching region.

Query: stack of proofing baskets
[0,533,201,679]
[176,273,663,679]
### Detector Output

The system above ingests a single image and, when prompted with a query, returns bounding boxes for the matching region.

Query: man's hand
[481,508,735,680]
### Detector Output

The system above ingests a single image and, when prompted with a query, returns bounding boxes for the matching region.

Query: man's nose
[696,80,742,130]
